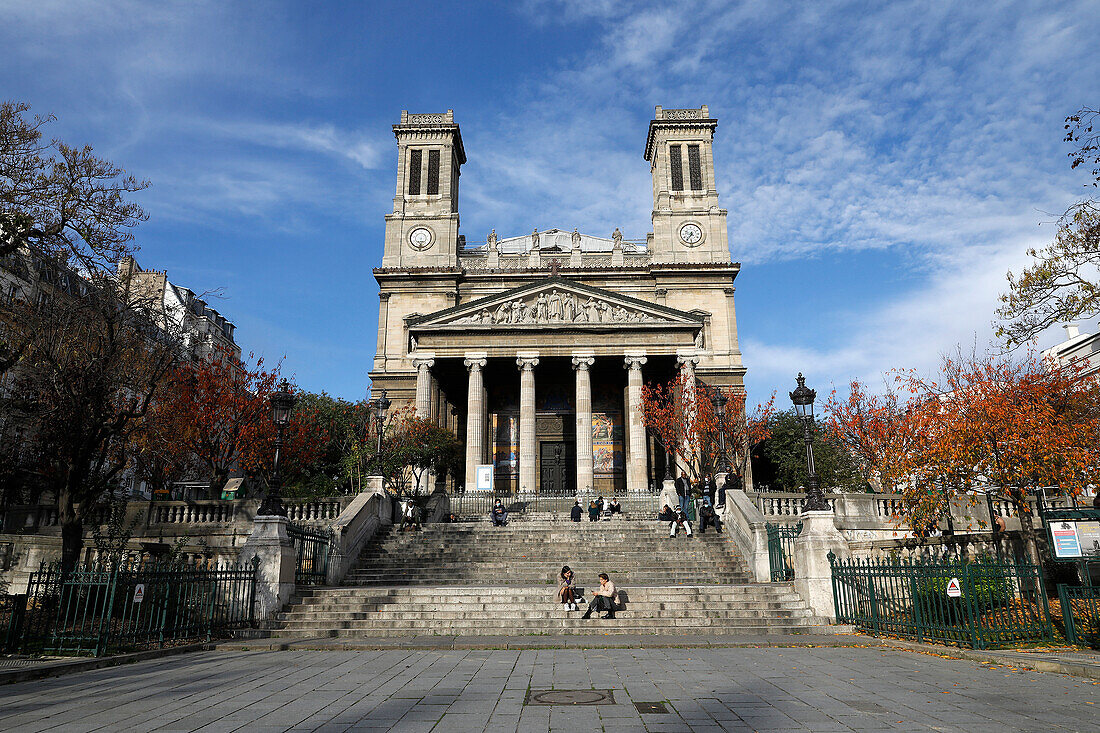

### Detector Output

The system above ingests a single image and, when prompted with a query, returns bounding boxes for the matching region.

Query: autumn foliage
[641,371,774,482]
[826,350,1100,561]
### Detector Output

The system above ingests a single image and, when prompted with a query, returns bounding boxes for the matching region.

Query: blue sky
[3,0,1097,405]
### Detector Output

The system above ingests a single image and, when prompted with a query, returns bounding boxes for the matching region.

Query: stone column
[464,354,487,490]
[373,292,390,371]
[413,355,435,418]
[517,352,539,493]
[623,353,648,493]
[572,353,595,493]
[239,516,295,622]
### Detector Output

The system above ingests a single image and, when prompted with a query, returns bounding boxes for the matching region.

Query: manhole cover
[525,689,615,706]
[634,702,669,714]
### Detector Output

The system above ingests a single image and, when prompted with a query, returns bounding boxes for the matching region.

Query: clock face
[408,227,433,250]
[679,223,703,246]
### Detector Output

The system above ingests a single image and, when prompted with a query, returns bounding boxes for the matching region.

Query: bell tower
[644,105,730,264]
[382,110,466,268]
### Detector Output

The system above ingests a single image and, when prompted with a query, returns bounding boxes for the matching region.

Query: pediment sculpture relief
[449,289,666,326]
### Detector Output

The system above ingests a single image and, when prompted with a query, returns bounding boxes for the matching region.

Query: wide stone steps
[271,515,822,638]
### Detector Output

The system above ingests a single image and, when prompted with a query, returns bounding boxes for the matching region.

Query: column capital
[464,356,487,371]
[516,356,540,371]
[378,291,391,302]
[676,352,700,369]
[624,354,647,370]
[412,354,436,370]
[571,355,595,370]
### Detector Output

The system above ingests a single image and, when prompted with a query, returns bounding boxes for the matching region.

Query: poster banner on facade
[592,412,624,474]
[492,414,518,474]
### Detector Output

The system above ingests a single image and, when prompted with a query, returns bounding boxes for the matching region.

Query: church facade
[369,107,746,493]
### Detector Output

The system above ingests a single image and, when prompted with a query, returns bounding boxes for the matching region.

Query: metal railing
[1,594,26,653]
[287,524,332,586]
[766,522,803,581]
[14,558,258,656]
[1057,584,1100,648]
[449,490,664,520]
[830,553,1054,649]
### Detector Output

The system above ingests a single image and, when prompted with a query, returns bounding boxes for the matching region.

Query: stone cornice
[645,117,718,161]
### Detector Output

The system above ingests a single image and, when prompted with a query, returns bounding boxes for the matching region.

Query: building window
[669,144,684,191]
[688,144,703,190]
[408,149,422,195]
[426,149,440,195]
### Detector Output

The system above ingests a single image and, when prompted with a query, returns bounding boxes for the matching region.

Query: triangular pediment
[408,277,704,330]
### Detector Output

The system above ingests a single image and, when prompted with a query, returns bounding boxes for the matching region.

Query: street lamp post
[710,388,729,474]
[789,373,829,512]
[368,388,391,455]
[258,378,297,517]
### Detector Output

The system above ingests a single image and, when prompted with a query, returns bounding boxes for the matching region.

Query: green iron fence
[287,524,332,586]
[766,521,803,582]
[830,553,1055,649]
[1,593,26,653]
[1057,584,1100,648]
[15,558,258,656]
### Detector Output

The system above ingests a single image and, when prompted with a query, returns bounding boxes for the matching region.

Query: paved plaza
[0,648,1098,732]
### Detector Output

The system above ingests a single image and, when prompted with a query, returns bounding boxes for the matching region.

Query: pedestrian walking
[570,500,583,522]
[588,499,600,522]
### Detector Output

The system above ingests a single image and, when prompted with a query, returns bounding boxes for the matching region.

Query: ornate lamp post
[789,373,828,512]
[710,388,730,474]
[258,378,297,517]
[368,388,391,455]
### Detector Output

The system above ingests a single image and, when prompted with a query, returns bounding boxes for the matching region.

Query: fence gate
[766,522,803,582]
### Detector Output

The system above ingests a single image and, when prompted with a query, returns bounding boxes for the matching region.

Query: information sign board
[1051,522,1083,559]
[474,465,494,491]
[133,584,145,603]
[1076,521,1100,558]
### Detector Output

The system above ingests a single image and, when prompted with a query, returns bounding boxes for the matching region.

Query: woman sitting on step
[557,565,580,611]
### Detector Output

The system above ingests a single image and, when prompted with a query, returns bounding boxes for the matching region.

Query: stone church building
[369,106,746,494]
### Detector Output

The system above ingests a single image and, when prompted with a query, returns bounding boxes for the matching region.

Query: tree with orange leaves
[896,350,1100,563]
[641,370,774,485]
[151,347,280,498]
[824,380,919,495]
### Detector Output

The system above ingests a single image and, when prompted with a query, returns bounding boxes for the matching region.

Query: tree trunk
[1016,493,1042,567]
[208,467,228,500]
[58,489,83,576]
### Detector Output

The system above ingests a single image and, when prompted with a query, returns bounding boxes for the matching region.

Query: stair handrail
[720,484,771,582]
[326,479,392,585]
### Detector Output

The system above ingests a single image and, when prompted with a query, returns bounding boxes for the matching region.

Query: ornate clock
[408,226,434,250]
[679,222,703,246]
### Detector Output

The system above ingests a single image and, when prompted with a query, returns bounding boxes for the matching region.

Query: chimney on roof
[1064,323,1080,339]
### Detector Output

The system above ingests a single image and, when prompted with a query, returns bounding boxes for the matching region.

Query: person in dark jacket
[570,500,583,522]
[698,497,722,534]
[702,473,717,505]
[490,499,507,526]
[588,500,600,522]
[674,471,690,514]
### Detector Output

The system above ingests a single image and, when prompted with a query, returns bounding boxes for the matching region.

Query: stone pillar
[792,510,851,622]
[623,353,647,493]
[374,292,390,371]
[464,354,487,490]
[572,353,595,493]
[413,355,435,418]
[238,515,296,622]
[517,352,539,493]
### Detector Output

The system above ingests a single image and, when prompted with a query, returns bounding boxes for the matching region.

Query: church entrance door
[539,442,574,493]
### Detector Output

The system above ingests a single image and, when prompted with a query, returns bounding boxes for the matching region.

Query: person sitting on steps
[608,497,622,516]
[557,565,579,611]
[669,504,693,538]
[698,497,722,534]
[570,499,583,522]
[490,499,508,526]
[580,572,617,619]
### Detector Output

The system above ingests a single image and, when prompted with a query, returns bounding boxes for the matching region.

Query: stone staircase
[271,512,825,637]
